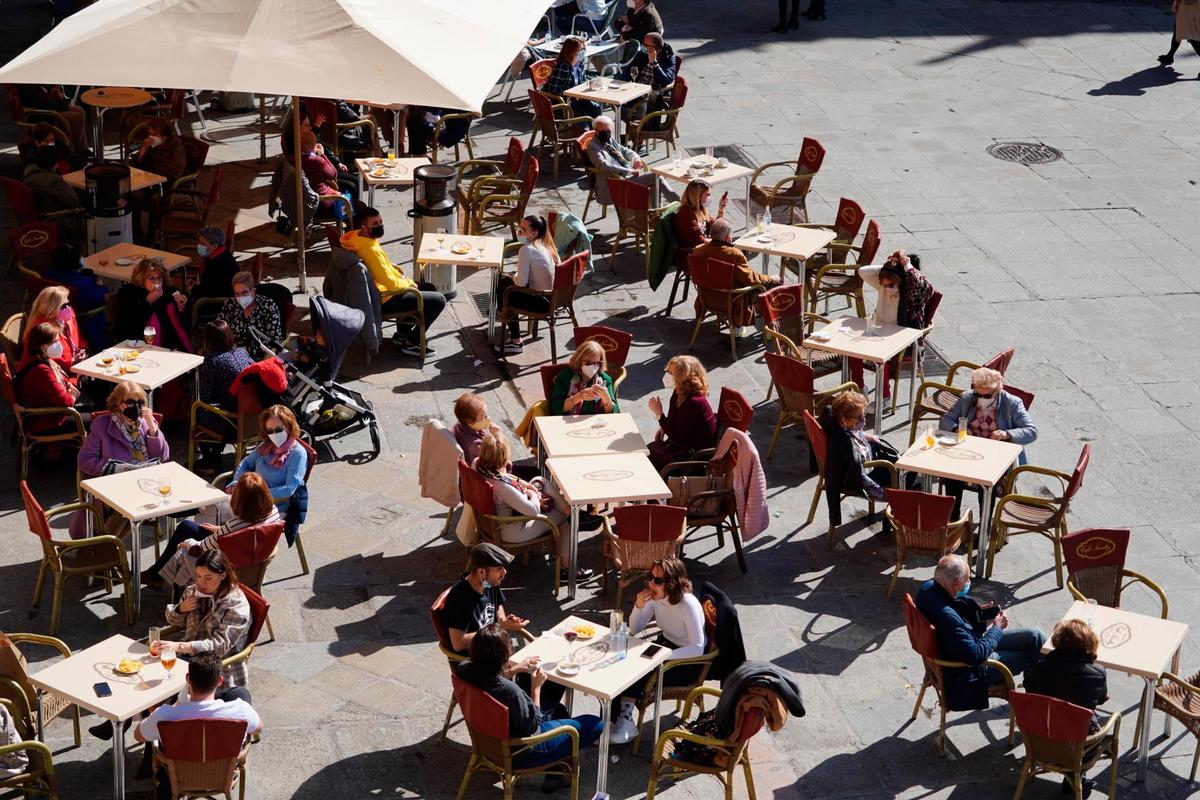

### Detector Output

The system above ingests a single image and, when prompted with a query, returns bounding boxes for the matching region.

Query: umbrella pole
[293,94,307,292]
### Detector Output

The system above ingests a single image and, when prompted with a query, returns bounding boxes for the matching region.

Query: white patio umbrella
[0,0,551,287]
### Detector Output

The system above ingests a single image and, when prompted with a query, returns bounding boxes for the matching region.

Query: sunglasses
[647,575,665,586]
[123,400,145,408]
[265,426,286,435]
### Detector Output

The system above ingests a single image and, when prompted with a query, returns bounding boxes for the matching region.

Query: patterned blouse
[164,585,253,688]
[219,296,283,359]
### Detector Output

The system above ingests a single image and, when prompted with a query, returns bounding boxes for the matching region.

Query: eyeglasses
[648,575,665,586]
[123,400,145,408]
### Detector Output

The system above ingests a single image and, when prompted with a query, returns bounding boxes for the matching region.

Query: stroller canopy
[311,295,364,380]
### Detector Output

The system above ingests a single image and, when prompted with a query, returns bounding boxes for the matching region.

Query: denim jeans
[511,703,604,768]
[987,627,1046,683]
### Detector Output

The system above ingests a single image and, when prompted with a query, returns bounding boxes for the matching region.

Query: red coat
[23,310,82,382]
[673,205,712,250]
[13,355,75,432]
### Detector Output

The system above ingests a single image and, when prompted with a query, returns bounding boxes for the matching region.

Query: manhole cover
[986,141,1062,165]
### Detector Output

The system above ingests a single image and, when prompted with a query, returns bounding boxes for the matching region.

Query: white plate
[115,258,134,266]
[126,339,143,348]
[557,663,580,676]
[936,434,960,446]
[755,235,773,244]
[809,332,832,342]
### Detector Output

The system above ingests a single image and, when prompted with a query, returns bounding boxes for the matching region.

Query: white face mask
[662,372,675,390]
[148,136,162,148]
[236,292,254,309]
[976,394,995,410]
[883,286,899,299]
[268,430,289,448]
[45,341,64,359]
[581,363,599,379]
[627,0,636,7]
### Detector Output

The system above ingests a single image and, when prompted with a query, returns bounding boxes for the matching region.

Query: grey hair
[231,270,255,290]
[592,115,614,131]
[710,218,733,242]
[933,554,969,589]
[971,367,1003,392]
[197,225,226,247]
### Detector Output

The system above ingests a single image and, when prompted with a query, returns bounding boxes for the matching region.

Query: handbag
[667,473,724,517]
[869,438,900,463]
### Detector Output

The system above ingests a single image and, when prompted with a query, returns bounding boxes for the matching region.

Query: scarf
[476,463,531,493]
[567,372,603,416]
[256,437,296,470]
[898,264,933,329]
[118,415,149,463]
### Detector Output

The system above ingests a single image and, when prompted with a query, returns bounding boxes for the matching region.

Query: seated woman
[115,258,190,351]
[42,244,109,352]
[456,623,604,793]
[142,472,281,590]
[13,322,89,435]
[849,250,935,395]
[23,284,84,378]
[406,106,470,157]
[647,355,717,471]
[496,214,559,355]
[673,179,728,251]
[549,340,619,416]
[189,225,239,307]
[609,557,706,744]
[232,405,308,509]
[219,271,283,359]
[541,38,600,118]
[195,320,254,471]
[475,431,592,582]
[298,128,358,211]
[129,118,186,239]
[819,390,897,535]
[70,381,168,539]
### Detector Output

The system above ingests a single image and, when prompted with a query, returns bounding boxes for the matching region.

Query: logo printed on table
[582,469,634,482]
[1099,622,1132,649]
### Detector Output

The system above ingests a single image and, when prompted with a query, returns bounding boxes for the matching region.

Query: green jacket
[22,164,79,214]
[550,367,619,416]
[647,201,680,291]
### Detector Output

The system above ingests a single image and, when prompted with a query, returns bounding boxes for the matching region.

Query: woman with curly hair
[647,355,717,470]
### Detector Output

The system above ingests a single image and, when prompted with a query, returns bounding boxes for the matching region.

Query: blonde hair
[830,390,868,422]
[476,431,511,473]
[106,381,148,413]
[681,179,712,219]
[30,285,69,323]
[971,367,1003,392]
[569,340,607,376]
[131,258,167,288]
[668,355,708,397]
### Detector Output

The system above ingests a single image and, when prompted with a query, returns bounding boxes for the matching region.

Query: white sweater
[629,593,706,659]
[857,264,898,324]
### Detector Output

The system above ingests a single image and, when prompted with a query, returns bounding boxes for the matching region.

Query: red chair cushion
[613,504,687,543]
[452,674,510,740]
[1009,691,1092,742]
[883,489,954,530]
[902,593,939,661]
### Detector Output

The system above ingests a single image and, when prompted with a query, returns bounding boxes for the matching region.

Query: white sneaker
[735,325,757,338]
[609,704,638,744]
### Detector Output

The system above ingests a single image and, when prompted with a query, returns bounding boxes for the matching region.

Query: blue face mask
[480,576,493,590]
[956,581,971,599]
[196,244,209,257]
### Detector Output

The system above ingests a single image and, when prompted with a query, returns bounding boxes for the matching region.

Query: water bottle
[763,206,772,231]
[615,623,628,660]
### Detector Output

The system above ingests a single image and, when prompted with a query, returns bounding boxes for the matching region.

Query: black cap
[470,543,514,569]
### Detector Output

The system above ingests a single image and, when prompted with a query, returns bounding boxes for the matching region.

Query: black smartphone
[979,604,1001,621]
[640,643,665,659]
[93,682,112,698]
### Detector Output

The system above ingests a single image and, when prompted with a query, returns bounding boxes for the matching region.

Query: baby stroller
[249,295,381,456]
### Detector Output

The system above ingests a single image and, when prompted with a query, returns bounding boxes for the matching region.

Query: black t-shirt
[455,660,541,738]
[442,578,507,655]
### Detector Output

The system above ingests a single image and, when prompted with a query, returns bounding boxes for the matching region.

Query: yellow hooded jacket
[340,230,414,299]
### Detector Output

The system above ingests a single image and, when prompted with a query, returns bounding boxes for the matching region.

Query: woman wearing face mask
[549,340,619,415]
[24,285,84,377]
[939,367,1037,518]
[495,215,560,355]
[543,38,602,118]
[129,118,186,240]
[70,381,167,538]
[673,179,729,250]
[849,249,935,398]
[115,259,191,351]
[819,390,898,536]
[188,225,240,307]
[218,271,283,359]
[231,406,309,515]
[647,355,717,470]
[13,322,88,438]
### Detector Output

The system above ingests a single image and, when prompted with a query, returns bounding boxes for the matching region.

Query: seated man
[586,115,654,207]
[134,653,262,800]
[690,218,781,336]
[23,145,80,215]
[442,544,566,706]
[339,206,446,357]
[621,33,676,125]
[21,122,85,173]
[915,555,1045,712]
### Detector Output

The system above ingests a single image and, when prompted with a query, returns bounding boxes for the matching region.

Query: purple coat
[78,413,169,480]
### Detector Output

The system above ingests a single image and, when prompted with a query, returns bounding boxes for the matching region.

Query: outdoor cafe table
[72,343,204,396]
[534,412,647,473]
[345,99,406,154]
[64,166,166,194]
[82,241,190,285]
[651,154,755,230]
[26,633,179,800]
[563,78,652,141]
[895,434,1022,579]
[802,316,925,434]
[546,453,671,600]
[510,614,670,797]
[353,155,430,206]
[414,234,506,339]
[732,223,837,295]
[81,461,227,618]
[80,87,155,160]
[1044,601,1189,782]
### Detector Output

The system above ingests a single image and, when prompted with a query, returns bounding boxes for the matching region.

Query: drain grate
[986,141,1063,165]
[471,292,492,318]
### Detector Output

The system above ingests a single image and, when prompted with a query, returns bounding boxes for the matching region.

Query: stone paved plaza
[4,0,1200,797]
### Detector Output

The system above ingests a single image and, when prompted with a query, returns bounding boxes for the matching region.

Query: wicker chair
[907,347,1015,444]
[0,632,80,747]
[748,136,825,225]
[0,697,57,800]
[152,718,251,800]
[883,489,972,599]
[160,586,270,681]
[497,252,588,363]
[627,75,689,159]
[807,218,881,317]
[470,156,539,238]
[455,136,526,228]
[786,196,865,285]
[757,285,840,400]
[7,221,57,276]
[573,325,632,397]
[661,448,748,573]
[609,177,670,274]
[602,504,686,607]
[158,166,225,250]
[688,256,758,359]
[1133,668,1200,781]
[645,686,766,800]
[429,112,480,164]
[20,481,132,635]
[452,673,578,799]
[186,377,265,472]
[430,586,469,742]
[1062,528,1168,618]
[1010,691,1120,800]
[902,593,1015,756]
[217,521,285,641]
[764,352,856,460]
[986,444,1091,588]
[527,89,590,180]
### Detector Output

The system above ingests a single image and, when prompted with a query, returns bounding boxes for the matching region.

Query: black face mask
[595,130,612,145]
[122,402,144,422]
[368,224,385,239]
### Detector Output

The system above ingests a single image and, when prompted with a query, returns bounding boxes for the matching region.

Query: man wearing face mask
[340,207,446,358]
[691,218,781,336]
[585,115,653,208]
[916,555,1045,712]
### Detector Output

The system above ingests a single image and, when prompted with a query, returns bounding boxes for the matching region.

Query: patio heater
[83,162,132,255]
[408,164,458,299]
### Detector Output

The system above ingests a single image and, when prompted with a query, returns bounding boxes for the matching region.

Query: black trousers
[380,281,447,340]
[496,276,551,339]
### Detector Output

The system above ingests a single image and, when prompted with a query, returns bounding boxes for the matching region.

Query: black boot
[769,20,788,31]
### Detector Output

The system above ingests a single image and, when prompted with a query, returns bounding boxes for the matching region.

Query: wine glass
[435,228,447,251]
[157,481,172,505]
[143,325,156,347]
[562,629,579,664]
[98,257,110,272]
[1084,598,1098,629]
[160,643,176,679]
[475,240,486,262]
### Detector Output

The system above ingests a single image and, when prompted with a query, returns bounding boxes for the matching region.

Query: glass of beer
[143,325,156,347]
[957,416,968,443]
[160,644,176,678]
[157,481,172,504]
[924,426,935,449]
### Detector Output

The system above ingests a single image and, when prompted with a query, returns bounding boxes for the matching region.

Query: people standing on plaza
[1159,0,1200,65]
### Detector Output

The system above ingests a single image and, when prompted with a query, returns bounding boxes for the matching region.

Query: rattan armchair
[883,489,972,599]
[0,353,88,480]
[1133,669,1200,781]
[430,112,479,164]
[748,136,825,225]
[1062,528,1168,618]
[757,288,841,400]
[687,255,759,360]
[764,352,856,459]
[627,76,688,159]
[497,251,588,363]
[602,505,686,608]
[455,136,526,226]
[1010,691,1120,800]
[0,632,80,747]
[470,156,539,238]
[0,697,58,800]
[661,450,748,573]
[528,89,590,180]
[907,347,1016,444]
[152,718,251,800]
[609,177,672,275]
[807,219,881,317]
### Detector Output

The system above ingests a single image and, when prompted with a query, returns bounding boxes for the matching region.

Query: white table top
[803,316,924,364]
[26,634,181,722]
[354,156,430,187]
[83,242,190,282]
[82,461,227,524]
[1044,601,1188,680]
[510,615,671,703]
[546,453,671,506]
[344,98,406,111]
[72,343,204,391]
[64,166,166,193]
[539,36,620,57]
[416,234,505,269]
[651,154,754,187]
[564,78,653,107]
[896,434,1023,489]
[733,223,837,260]
[535,413,647,458]
[80,87,154,110]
